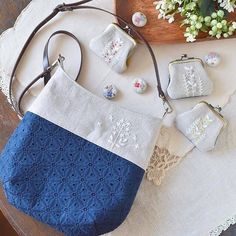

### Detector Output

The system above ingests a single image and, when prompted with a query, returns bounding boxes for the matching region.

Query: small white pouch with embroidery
[89,23,137,73]
[175,102,226,152]
[167,54,213,99]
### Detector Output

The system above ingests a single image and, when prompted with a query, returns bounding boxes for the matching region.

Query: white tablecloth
[1,0,236,235]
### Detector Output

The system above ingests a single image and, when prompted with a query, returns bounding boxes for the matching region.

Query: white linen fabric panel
[29,67,161,169]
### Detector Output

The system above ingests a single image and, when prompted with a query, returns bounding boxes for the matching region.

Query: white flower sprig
[218,0,236,12]
[154,0,236,42]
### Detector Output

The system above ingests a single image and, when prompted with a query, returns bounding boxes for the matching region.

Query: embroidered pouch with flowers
[175,102,226,152]
[89,23,137,73]
[167,54,213,99]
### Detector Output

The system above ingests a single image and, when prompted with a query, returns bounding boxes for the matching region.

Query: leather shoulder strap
[9,0,173,116]
[17,30,83,116]
[43,30,83,85]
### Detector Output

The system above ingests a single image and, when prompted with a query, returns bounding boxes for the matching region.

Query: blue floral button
[103,85,118,100]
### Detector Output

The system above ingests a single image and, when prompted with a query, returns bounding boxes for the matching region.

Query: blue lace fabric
[0,112,144,236]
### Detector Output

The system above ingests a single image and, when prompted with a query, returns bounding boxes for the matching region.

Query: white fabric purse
[89,23,137,73]
[167,55,213,99]
[175,102,226,152]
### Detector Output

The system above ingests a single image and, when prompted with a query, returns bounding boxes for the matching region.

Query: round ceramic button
[132,12,147,27]
[204,52,221,67]
[103,84,118,100]
[132,78,148,94]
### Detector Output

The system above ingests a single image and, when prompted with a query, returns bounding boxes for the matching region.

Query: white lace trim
[146,146,183,186]
[0,71,18,109]
[0,0,41,107]
[0,0,34,100]
[210,215,236,236]
[0,74,9,100]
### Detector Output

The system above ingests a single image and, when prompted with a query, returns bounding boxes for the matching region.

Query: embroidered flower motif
[146,146,182,186]
[97,122,102,127]
[107,116,140,151]
[132,78,148,94]
[186,114,214,144]
[102,38,123,64]
[109,115,114,122]
[184,66,203,97]
[103,84,118,100]
[108,118,130,148]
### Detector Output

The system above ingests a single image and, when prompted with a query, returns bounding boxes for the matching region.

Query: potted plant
[154,0,236,42]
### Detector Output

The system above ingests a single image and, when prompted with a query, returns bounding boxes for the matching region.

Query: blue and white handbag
[0,1,173,236]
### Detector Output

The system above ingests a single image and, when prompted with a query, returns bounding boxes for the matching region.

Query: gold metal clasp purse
[167,54,213,100]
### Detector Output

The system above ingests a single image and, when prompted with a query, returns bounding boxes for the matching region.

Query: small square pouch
[167,54,213,99]
[175,102,226,152]
[89,23,137,73]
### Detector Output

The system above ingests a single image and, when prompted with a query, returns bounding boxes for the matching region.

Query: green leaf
[199,0,215,16]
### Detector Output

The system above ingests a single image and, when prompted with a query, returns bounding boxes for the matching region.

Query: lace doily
[146,146,182,186]
[146,125,194,186]
[210,215,236,236]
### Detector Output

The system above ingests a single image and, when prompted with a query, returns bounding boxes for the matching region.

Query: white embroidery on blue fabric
[102,38,123,64]
[186,114,214,144]
[184,66,203,97]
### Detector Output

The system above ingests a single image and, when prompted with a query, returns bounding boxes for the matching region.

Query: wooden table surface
[0,1,235,236]
[116,0,236,44]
